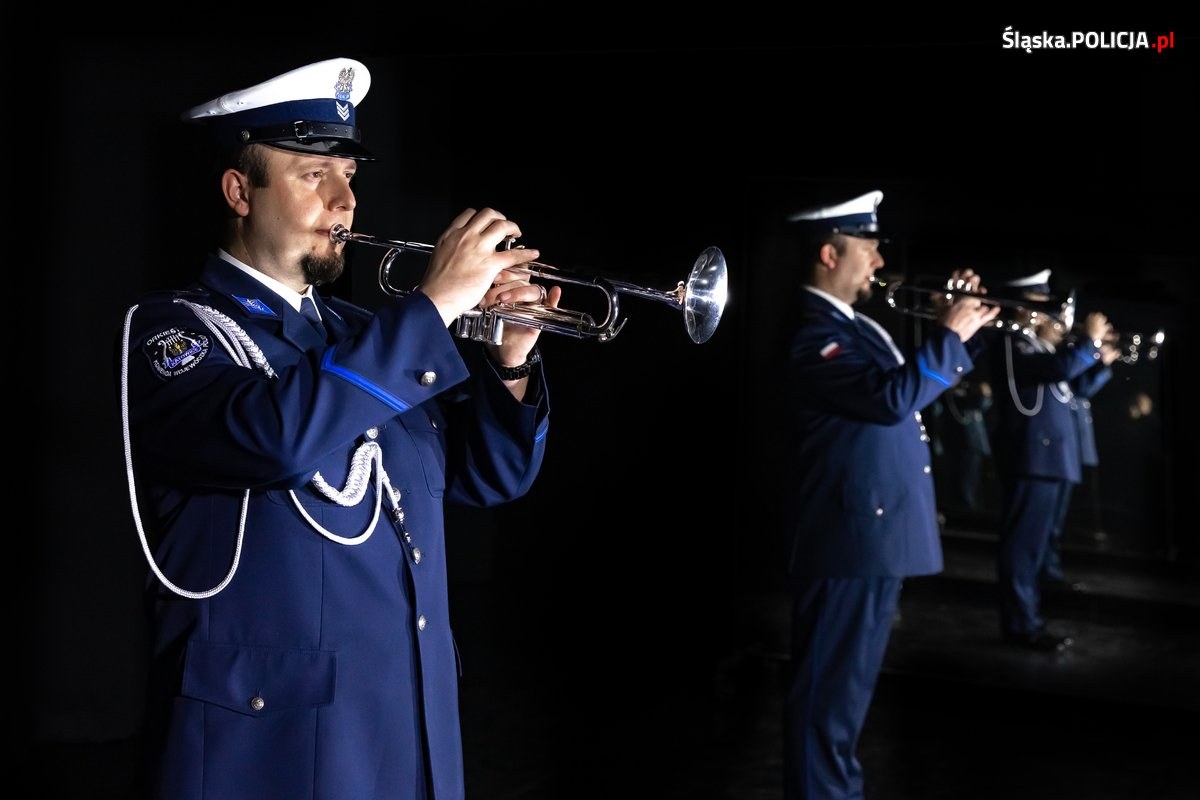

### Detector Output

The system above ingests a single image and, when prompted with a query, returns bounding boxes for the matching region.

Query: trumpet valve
[454,310,504,346]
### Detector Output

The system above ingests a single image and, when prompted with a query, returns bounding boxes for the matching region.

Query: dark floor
[450,524,1200,800]
[22,523,1200,800]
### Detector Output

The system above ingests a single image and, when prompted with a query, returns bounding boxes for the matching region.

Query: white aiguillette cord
[1003,333,1072,418]
[121,300,398,598]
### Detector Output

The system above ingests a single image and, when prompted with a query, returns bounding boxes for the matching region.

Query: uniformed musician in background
[1043,332,1120,584]
[119,57,555,799]
[938,376,994,515]
[987,269,1115,653]
[778,189,1000,800]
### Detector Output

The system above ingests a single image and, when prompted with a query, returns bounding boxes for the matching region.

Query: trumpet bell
[683,246,729,344]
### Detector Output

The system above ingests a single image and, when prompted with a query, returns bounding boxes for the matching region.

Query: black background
[26,19,1197,778]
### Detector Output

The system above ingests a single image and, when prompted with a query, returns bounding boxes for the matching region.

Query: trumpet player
[119,57,556,800]
[988,269,1117,653]
[779,189,1000,800]
[1037,303,1121,584]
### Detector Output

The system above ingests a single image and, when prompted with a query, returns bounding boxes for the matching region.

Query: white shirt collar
[802,285,856,322]
[217,249,315,313]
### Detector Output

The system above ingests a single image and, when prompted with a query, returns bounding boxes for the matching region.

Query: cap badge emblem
[335,67,355,101]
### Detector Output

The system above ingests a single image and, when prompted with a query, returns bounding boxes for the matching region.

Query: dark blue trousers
[784,577,902,800]
[997,476,1067,635]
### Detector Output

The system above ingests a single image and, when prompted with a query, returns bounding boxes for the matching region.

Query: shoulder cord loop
[1004,334,1043,418]
[1003,333,1073,418]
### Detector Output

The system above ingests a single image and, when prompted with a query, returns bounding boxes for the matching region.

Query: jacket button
[417,615,427,631]
[249,696,265,712]
[420,371,437,386]
[923,465,931,474]
[875,507,884,516]
[412,547,422,564]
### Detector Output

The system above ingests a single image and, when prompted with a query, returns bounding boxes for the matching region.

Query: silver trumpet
[880,277,1167,362]
[1067,326,1166,364]
[878,278,1077,333]
[330,224,728,345]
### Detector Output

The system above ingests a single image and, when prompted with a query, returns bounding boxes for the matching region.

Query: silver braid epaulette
[175,299,277,379]
[312,441,388,506]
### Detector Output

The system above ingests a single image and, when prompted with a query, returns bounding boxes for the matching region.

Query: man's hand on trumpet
[934,268,1002,342]
[414,205,562,394]
[1083,311,1113,346]
[1079,312,1122,365]
[419,207,542,328]
[482,273,563,374]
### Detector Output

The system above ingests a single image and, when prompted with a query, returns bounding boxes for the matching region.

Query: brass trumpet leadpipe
[331,227,437,256]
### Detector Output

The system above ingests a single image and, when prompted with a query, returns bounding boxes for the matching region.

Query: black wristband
[489,348,541,380]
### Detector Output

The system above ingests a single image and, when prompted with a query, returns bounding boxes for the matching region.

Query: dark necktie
[300,296,327,340]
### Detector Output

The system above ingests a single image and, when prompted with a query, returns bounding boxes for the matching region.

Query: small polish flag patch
[820,341,841,359]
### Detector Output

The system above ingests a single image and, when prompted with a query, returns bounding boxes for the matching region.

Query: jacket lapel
[197,256,323,351]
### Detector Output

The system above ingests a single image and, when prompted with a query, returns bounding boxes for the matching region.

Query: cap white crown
[182,58,371,120]
[1000,268,1053,287]
[787,190,883,223]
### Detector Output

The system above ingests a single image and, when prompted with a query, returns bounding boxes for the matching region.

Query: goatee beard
[301,252,345,287]
[856,284,875,305]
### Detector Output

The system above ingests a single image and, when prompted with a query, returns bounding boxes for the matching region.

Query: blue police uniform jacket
[783,290,981,578]
[989,330,1103,484]
[122,256,549,800]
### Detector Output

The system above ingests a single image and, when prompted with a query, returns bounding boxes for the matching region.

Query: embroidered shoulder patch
[144,327,211,379]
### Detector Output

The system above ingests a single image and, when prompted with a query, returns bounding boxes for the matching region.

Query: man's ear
[221,170,250,216]
[818,242,838,270]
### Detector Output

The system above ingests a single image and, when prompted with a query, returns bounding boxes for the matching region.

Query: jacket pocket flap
[181,640,336,716]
